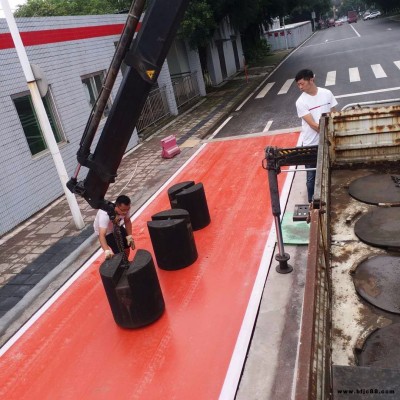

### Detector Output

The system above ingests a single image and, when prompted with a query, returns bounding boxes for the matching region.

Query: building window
[13,89,64,156]
[81,71,111,117]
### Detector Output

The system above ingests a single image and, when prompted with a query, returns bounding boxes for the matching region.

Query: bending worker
[94,194,135,259]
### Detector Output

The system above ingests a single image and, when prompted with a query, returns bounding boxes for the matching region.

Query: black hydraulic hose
[74,0,147,175]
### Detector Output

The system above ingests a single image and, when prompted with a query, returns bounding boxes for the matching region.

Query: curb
[0,233,98,344]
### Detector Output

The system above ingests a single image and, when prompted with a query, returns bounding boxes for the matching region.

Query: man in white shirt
[295,69,338,203]
[93,195,135,259]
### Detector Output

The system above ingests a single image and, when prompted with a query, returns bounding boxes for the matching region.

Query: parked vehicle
[327,18,335,27]
[347,10,358,23]
[363,12,371,20]
[335,19,343,26]
[364,10,381,20]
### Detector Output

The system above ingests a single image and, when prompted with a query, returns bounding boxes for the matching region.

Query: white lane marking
[335,86,400,99]
[325,71,336,86]
[371,64,387,78]
[278,78,295,95]
[349,23,361,37]
[236,30,316,111]
[263,120,273,132]
[219,136,302,400]
[394,60,400,70]
[208,116,234,140]
[349,67,360,82]
[302,36,359,48]
[255,82,275,99]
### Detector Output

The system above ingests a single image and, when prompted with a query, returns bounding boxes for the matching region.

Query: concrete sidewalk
[0,51,291,345]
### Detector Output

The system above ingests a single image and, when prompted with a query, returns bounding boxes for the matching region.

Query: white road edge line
[335,86,400,99]
[349,23,361,37]
[208,116,234,140]
[219,135,303,400]
[0,143,209,356]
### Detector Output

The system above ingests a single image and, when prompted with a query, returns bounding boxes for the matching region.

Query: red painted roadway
[0,133,298,399]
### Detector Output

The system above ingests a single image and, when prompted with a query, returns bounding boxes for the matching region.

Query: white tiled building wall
[0,15,135,236]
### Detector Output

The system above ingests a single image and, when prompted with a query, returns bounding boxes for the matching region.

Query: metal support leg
[274,215,293,274]
[265,146,293,274]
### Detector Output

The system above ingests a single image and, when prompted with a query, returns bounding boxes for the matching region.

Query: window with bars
[81,71,111,117]
[13,89,64,156]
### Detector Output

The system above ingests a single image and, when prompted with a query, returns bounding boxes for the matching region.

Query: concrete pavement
[0,51,291,345]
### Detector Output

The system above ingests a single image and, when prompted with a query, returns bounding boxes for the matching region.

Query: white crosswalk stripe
[371,64,387,78]
[277,78,295,95]
[349,67,360,82]
[254,62,400,101]
[325,71,336,86]
[256,82,275,99]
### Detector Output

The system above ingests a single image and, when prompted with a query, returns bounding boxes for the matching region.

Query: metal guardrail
[136,86,170,133]
[171,72,200,108]
[137,72,201,133]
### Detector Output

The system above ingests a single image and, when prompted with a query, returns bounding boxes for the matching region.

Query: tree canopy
[14,0,132,17]
[13,0,399,61]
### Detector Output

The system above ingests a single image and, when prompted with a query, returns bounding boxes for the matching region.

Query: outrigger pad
[99,251,165,328]
[356,323,400,368]
[349,174,400,205]
[352,254,400,314]
[354,207,400,249]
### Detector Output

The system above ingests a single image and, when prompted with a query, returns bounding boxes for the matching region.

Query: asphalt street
[216,15,400,137]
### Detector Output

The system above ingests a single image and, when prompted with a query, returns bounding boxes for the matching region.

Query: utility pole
[1,0,85,230]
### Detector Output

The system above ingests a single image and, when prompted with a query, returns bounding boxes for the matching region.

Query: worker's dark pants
[305,163,316,203]
[105,226,129,254]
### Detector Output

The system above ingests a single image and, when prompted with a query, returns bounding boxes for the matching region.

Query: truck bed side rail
[326,105,400,165]
[294,115,332,399]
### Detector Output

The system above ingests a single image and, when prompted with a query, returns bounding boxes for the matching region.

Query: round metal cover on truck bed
[349,174,400,205]
[354,207,400,249]
[353,255,400,314]
[357,323,400,368]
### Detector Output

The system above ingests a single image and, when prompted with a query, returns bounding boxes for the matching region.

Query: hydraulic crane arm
[67,0,190,217]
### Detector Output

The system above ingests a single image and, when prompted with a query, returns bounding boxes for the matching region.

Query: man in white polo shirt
[295,69,338,203]
[93,195,135,259]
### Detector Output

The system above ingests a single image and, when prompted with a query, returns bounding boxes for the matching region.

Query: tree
[14,0,132,17]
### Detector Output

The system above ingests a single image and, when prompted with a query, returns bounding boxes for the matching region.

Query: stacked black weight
[167,181,211,230]
[99,251,165,328]
[147,208,198,270]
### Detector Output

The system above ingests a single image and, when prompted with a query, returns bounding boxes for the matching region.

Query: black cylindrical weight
[147,218,198,270]
[175,183,210,230]
[167,181,194,207]
[151,208,190,224]
[99,250,165,328]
